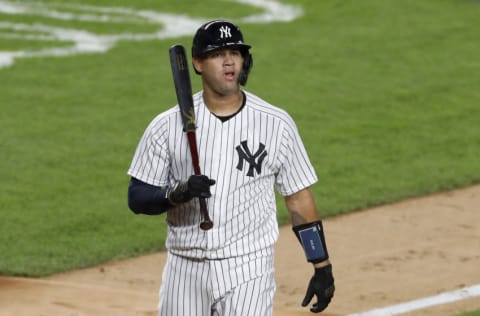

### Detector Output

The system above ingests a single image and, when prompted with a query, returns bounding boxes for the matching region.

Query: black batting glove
[302,264,335,313]
[168,175,216,205]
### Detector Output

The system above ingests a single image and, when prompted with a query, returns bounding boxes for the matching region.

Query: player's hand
[302,264,335,313]
[168,175,216,205]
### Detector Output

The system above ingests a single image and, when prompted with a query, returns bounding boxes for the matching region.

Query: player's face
[195,48,243,96]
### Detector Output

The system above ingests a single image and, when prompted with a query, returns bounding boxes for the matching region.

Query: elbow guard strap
[293,220,329,263]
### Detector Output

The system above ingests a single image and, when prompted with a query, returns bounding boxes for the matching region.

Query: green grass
[458,311,480,316]
[1,0,480,276]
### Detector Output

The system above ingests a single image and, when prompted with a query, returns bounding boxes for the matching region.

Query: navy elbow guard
[293,220,329,263]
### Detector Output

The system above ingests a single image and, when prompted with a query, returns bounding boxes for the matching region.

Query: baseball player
[127,19,335,315]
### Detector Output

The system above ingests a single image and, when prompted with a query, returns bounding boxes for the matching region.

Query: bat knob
[200,221,213,231]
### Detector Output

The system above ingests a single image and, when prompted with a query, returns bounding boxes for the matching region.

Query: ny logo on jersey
[236,141,267,177]
[219,26,232,39]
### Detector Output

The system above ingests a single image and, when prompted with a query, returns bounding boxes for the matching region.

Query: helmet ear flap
[239,52,253,86]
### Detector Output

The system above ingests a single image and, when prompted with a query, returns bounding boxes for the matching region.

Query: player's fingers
[301,287,314,307]
[199,191,211,198]
[189,176,214,194]
[193,176,215,186]
[310,299,330,313]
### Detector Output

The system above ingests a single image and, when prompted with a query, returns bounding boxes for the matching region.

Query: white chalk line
[0,0,303,69]
[348,284,480,316]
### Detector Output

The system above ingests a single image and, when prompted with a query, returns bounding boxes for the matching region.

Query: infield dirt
[1,185,479,315]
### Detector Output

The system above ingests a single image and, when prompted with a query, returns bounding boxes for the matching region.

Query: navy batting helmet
[192,20,253,86]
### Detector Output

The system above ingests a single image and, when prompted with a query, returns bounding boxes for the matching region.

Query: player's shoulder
[146,107,177,130]
[243,90,296,126]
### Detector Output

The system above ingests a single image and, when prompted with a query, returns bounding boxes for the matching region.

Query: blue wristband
[293,221,329,263]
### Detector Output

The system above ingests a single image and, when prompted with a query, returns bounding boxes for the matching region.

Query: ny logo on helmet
[219,26,232,39]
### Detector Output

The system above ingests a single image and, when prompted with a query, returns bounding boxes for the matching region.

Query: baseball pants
[158,250,275,316]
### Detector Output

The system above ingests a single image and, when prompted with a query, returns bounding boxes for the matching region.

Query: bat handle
[187,132,213,231]
[199,198,213,230]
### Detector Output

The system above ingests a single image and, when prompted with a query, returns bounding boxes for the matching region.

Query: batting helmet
[192,19,253,86]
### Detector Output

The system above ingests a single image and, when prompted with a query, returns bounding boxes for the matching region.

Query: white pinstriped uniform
[128,90,317,316]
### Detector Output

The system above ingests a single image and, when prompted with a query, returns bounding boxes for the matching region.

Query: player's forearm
[128,175,216,215]
[128,177,171,215]
[285,188,320,225]
[285,188,331,265]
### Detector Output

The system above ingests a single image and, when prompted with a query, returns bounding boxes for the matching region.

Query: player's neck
[203,89,244,117]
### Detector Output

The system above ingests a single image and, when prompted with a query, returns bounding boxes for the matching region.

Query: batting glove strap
[167,181,192,205]
[293,220,329,263]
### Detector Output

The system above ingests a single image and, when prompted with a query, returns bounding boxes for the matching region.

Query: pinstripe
[159,251,274,316]
[210,255,275,316]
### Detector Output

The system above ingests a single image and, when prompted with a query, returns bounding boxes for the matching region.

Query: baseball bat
[169,44,213,231]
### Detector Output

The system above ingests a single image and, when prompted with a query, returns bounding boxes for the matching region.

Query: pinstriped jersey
[128,90,318,259]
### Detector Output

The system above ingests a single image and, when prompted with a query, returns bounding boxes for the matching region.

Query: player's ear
[192,57,202,75]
